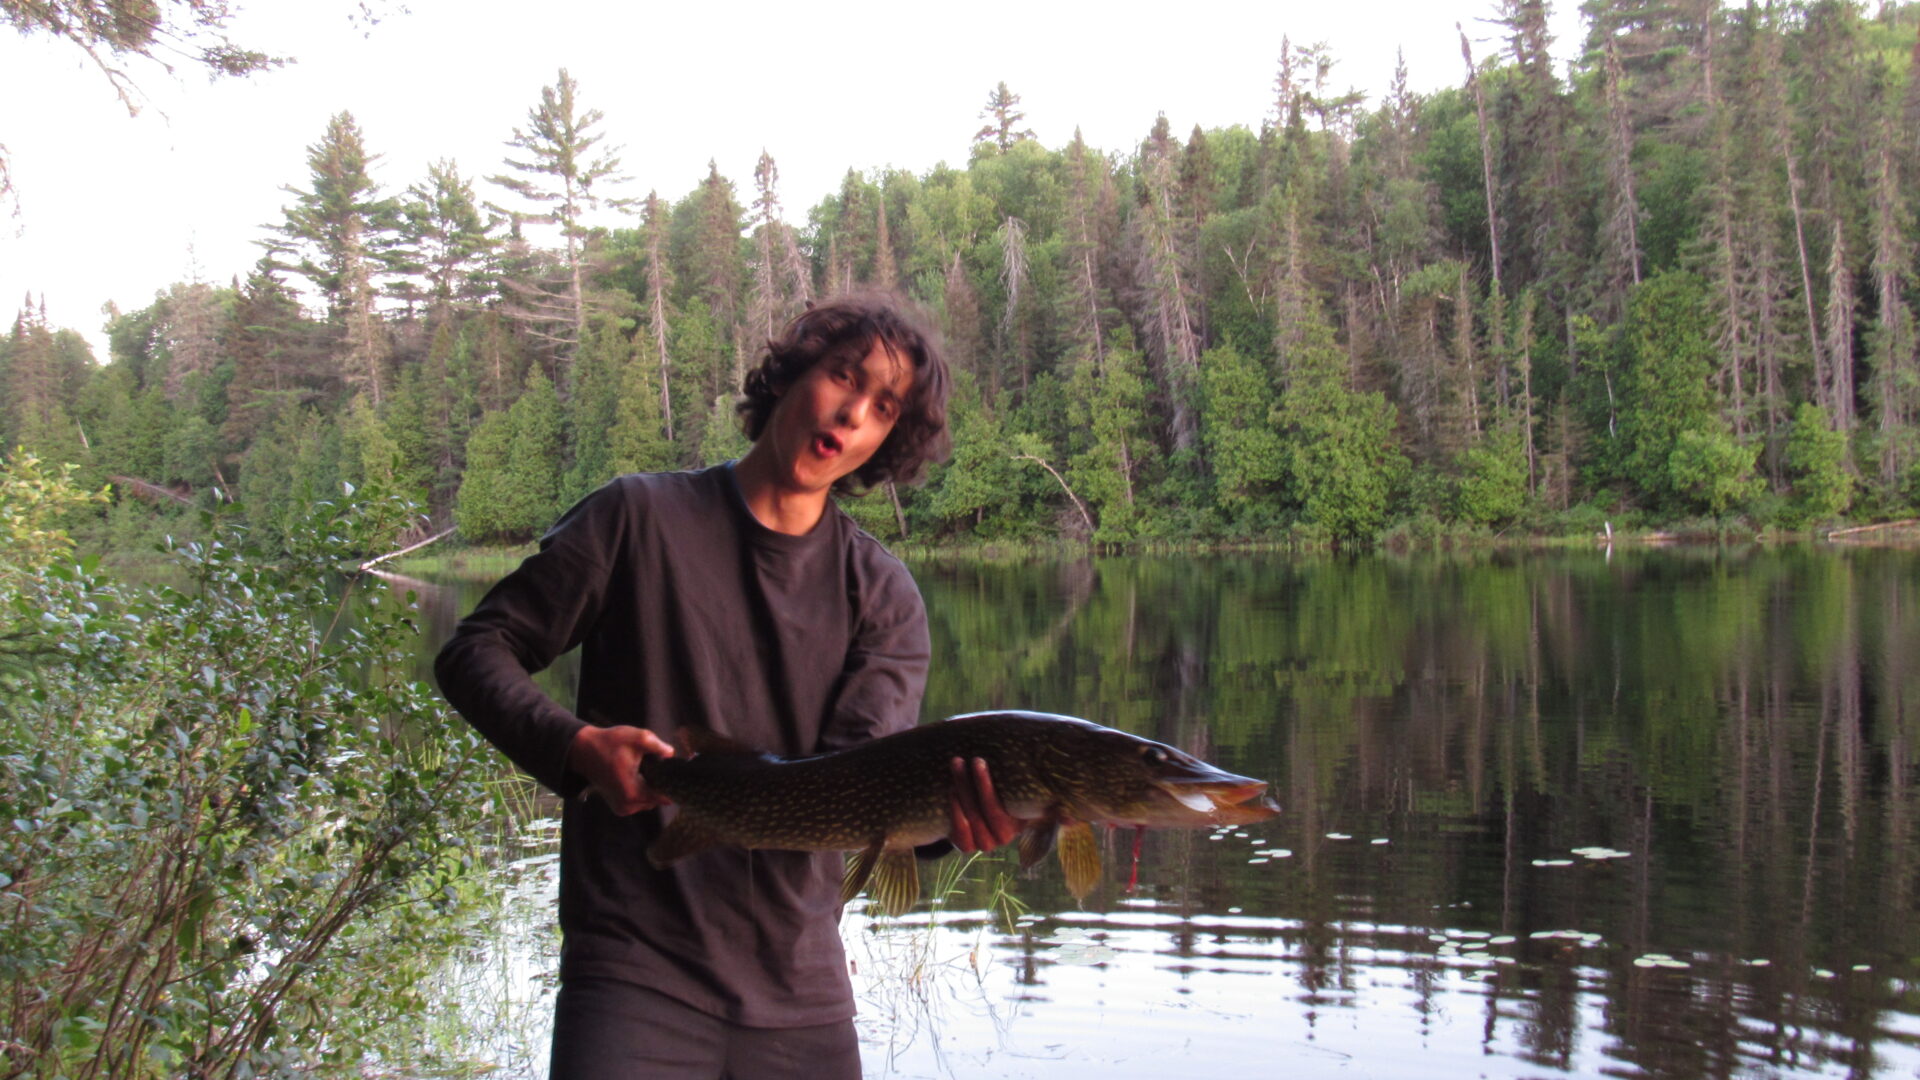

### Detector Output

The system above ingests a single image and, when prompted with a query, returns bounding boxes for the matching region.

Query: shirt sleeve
[433,478,630,796]
[815,547,931,754]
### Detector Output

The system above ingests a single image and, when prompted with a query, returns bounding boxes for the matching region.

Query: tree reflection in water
[419,545,1920,1078]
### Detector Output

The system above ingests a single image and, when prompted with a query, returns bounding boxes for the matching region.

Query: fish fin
[678,725,760,757]
[1016,823,1056,871]
[871,849,921,917]
[1056,820,1102,901]
[647,813,723,868]
[840,842,882,907]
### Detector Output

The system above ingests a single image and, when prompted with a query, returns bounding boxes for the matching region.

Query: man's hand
[568,725,675,815]
[948,757,1023,853]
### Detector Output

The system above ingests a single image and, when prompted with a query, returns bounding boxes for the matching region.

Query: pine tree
[267,112,398,404]
[973,82,1036,154]
[396,159,499,324]
[489,69,631,390]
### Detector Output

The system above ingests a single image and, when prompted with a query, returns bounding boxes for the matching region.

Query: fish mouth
[1159,779,1273,813]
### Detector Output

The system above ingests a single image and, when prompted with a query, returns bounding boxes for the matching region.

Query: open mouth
[1162,780,1269,814]
[811,433,843,458]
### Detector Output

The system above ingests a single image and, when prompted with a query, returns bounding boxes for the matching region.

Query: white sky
[0,0,1585,362]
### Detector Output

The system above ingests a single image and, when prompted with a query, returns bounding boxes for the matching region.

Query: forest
[4,0,1919,549]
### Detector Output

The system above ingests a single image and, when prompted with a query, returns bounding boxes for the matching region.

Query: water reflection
[846,899,1920,1079]
[412,545,1920,1078]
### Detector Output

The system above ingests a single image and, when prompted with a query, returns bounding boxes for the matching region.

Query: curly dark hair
[737,290,951,494]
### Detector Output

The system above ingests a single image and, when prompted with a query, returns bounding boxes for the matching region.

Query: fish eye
[1143,745,1169,764]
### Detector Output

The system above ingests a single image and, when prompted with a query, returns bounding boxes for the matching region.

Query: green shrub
[0,456,503,1078]
[1782,403,1853,527]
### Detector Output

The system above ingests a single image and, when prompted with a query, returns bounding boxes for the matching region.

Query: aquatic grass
[393,544,538,578]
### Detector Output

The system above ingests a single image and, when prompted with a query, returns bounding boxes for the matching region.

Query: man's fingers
[969,757,1021,847]
[633,728,676,759]
[571,725,677,816]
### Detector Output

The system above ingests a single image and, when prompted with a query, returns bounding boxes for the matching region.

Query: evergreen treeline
[5,1,1919,549]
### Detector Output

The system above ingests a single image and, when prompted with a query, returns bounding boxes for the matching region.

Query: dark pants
[548,977,862,1080]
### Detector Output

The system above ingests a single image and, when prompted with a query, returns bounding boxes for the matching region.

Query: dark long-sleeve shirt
[434,464,930,1027]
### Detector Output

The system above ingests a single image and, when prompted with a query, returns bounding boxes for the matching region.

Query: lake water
[403,544,1920,1079]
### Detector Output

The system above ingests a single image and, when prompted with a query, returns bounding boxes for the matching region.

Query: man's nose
[837,393,872,427]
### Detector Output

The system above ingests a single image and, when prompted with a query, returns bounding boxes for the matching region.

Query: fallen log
[1827,519,1919,541]
[358,526,456,573]
[110,475,192,506]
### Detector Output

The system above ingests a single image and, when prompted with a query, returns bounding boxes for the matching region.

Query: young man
[435,292,1017,1078]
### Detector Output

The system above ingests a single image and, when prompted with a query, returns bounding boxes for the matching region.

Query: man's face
[760,339,914,496]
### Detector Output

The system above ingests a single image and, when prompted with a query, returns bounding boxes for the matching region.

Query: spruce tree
[454,409,514,543]
[563,332,621,501]
[608,337,675,475]
[502,366,563,536]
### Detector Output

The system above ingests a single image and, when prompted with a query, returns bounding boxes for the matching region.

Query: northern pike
[639,710,1280,915]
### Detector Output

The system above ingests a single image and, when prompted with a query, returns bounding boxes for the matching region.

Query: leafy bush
[1666,427,1762,517]
[1782,403,1853,527]
[0,453,503,1078]
[1454,427,1530,527]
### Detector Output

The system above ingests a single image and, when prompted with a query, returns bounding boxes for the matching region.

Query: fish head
[1050,724,1281,828]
